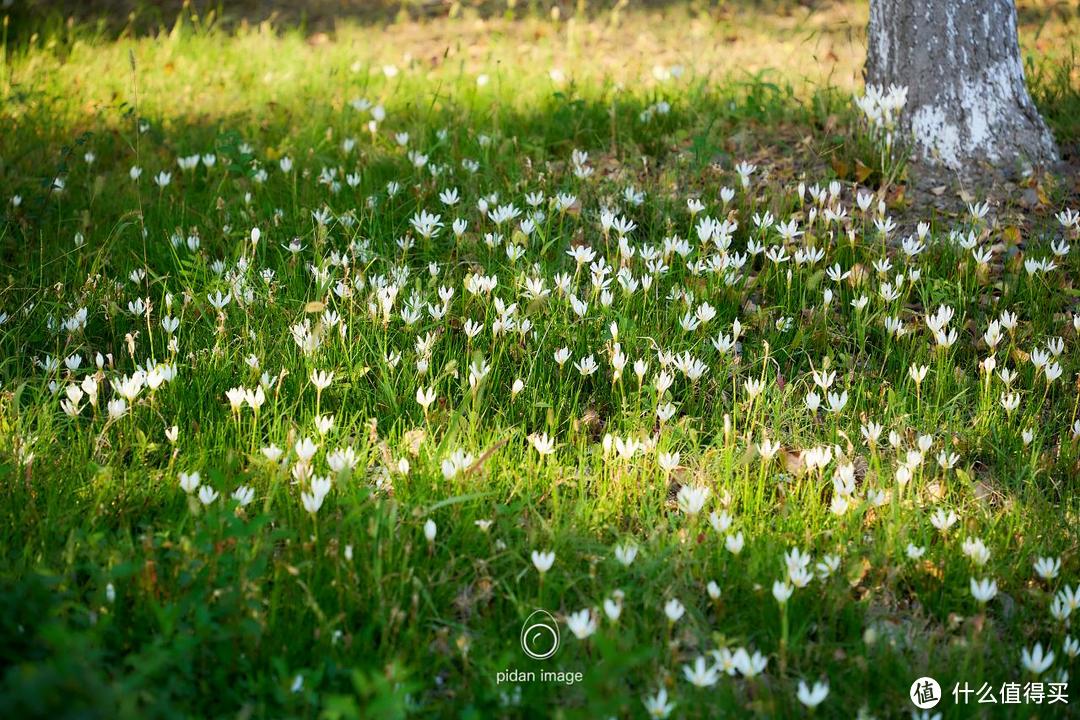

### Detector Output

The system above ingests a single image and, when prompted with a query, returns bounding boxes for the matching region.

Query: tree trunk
[866,0,1058,174]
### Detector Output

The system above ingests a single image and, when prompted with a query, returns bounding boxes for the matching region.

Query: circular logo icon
[520,609,560,660]
[910,676,941,709]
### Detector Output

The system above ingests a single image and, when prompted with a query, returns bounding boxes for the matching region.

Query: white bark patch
[911,105,962,167]
[914,60,1038,169]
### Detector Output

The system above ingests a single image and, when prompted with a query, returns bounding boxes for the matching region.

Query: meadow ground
[1,1,1080,718]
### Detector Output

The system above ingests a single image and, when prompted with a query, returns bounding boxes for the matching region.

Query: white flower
[708,510,733,533]
[232,485,255,507]
[1021,643,1055,675]
[614,543,638,566]
[909,364,929,384]
[676,485,710,516]
[327,447,358,474]
[262,444,284,462]
[244,386,266,411]
[725,532,745,554]
[197,485,219,505]
[424,519,437,543]
[658,451,680,473]
[440,449,474,479]
[816,554,841,579]
[531,550,555,574]
[107,398,127,419]
[664,598,685,622]
[207,290,231,310]
[796,680,829,708]
[772,580,794,604]
[294,437,318,463]
[825,390,848,413]
[416,385,437,411]
[962,537,991,566]
[682,655,719,687]
[970,576,998,604]
[733,648,768,678]
[566,608,597,640]
[930,508,958,533]
[1063,636,1079,659]
[1034,556,1061,580]
[310,369,334,391]
[529,432,557,456]
[643,687,676,719]
[225,387,246,412]
[311,413,334,434]
[574,354,598,376]
[179,471,200,493]
[757,437,781,460]
[301,476,332,514]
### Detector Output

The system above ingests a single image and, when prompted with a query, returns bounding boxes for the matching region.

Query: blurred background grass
[3,1,1074,119]
[1,0,1076,252]
[0,0,1076,213]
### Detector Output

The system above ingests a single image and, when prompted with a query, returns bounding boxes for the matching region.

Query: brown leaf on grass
[1010,347,1031,365]
[376,440,393,468]
[780,449,805,476]
[854,159,873,183]
[403,428,426,456]
[847,556,872,588]
[924,480,946,502]
[429,627,452,657]
[453,576,493,621]
[574,407,604,440]
[972,479,1003,506]
[830,156,849,180]
[664,478,682,509]
[919,560,944,581]
[464,437,509,476]
[852,454,869,483]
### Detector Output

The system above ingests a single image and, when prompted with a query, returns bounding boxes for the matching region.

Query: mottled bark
[866,0,1058,173]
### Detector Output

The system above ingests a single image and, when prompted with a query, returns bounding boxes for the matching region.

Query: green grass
[0,4,1079,719]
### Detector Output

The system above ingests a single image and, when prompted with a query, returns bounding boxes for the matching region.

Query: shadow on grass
[0,71,835,270]
[8,0,834,38]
